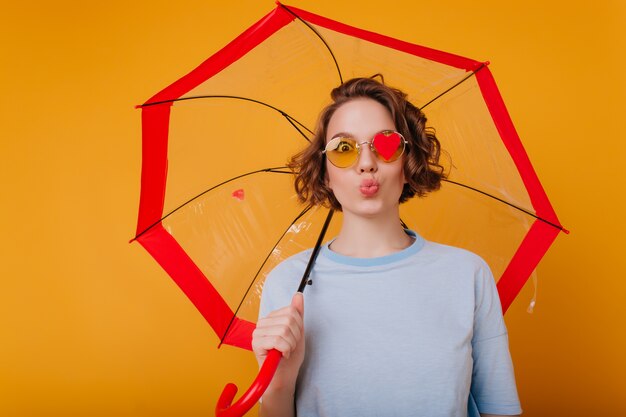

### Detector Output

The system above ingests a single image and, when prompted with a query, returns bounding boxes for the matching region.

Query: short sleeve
[258,255,306,320]
[470,262,522,415]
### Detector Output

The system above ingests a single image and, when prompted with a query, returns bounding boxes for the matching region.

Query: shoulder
[266,248,314,280]
[418,240,497,302]
[258,248,315,317]
[421,240,491,273]
[262,248,314,294]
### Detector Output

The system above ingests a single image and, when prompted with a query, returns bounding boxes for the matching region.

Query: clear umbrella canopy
[135,3,565,350]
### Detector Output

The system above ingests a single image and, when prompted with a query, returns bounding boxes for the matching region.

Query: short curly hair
[288,76,446,211]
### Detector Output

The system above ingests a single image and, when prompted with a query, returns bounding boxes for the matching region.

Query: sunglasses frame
[322,129,408,168]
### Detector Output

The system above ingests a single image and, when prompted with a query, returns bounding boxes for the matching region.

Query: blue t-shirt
[259,231,522,416]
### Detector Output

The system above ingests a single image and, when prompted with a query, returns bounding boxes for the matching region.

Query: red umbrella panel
[133,3,567,355]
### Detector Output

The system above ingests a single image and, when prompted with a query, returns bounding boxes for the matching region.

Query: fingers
[253,295,305,360]
[291,292,304,316]
[252,324,299,359]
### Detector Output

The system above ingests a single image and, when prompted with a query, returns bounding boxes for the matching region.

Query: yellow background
[1,0,624,415]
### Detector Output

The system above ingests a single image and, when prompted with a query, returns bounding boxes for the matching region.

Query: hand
[252,293,305,390]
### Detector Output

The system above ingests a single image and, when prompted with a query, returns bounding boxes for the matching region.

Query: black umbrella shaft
[297,209,334,293]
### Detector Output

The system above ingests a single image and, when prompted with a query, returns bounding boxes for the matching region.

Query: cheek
[388,162,406,183]
[399,159,407,184]
[325,165,341,190]
[386,164,407,198]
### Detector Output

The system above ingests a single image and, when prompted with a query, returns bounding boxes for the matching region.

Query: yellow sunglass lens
[324,132,405,168]
[326,138,358,168]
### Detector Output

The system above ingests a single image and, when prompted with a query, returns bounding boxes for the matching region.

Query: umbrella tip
[134,104,142,109]
[469,61,490,72]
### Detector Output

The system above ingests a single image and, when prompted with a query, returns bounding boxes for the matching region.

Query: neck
[330,209,413,258]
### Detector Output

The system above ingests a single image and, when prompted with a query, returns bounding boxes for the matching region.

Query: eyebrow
[329,131,354,140]
[329,129,397,142]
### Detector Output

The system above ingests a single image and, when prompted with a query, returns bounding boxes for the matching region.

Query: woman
[252,77,522,417]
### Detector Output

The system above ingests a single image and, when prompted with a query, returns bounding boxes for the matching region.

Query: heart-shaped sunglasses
[322,130,407,168]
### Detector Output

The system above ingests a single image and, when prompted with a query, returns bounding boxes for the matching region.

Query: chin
[341,200,392,218]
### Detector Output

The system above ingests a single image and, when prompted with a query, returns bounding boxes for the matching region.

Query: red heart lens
[373,131,402,161]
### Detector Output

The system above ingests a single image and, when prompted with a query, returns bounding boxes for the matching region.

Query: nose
[357,142,378,173]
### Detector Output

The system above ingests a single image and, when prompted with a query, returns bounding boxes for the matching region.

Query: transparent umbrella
[133,3,567,416]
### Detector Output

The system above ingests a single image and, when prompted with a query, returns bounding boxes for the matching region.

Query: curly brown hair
[288,76,446,211]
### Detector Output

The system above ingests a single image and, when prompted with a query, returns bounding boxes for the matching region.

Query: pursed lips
[359,178,379,197]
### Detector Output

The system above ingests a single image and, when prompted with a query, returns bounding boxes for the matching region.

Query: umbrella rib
[133,167,293,240]
[283,114,312,143]
[218,204,315,347]
[279,3,344,84]
[442,178,566,231]
[421,63,487,110]
[139,95,314,139]
[418,66,566,233]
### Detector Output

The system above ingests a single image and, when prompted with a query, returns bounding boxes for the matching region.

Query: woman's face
[325,98,406,219]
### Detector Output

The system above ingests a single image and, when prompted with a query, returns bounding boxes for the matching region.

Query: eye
[331,139,356,153]
[338,141,353,152]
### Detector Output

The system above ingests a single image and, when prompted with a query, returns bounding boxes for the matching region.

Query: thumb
[291,292,304,316]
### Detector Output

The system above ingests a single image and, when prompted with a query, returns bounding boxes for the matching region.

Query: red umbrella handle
[215,349,282,417]
[216,210,333,416]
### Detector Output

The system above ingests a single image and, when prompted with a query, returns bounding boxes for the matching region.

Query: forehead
[326,98,395,140]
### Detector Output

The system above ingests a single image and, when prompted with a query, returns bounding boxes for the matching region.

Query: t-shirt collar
[321,229,425,267]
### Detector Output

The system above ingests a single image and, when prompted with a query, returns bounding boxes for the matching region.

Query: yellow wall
[1,0,624,415]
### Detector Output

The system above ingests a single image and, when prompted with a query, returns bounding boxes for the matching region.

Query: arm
[471,262,522,416]
[258,385,297,417]
[481,415,520,417]
[253,293,305,417]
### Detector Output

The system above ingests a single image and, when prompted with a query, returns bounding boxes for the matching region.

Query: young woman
[252,77,522,417]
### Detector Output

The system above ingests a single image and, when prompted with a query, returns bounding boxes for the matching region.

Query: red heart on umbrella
[373,131,401,161]
[232,188,245,201]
